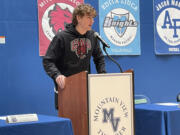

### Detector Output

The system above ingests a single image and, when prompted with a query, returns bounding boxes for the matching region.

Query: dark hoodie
[43,23,106,80]
[43,23,106,109]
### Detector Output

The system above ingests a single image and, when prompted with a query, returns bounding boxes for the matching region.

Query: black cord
[103,46,123,73]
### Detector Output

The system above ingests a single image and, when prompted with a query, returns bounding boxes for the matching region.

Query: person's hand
[55,75,66,89]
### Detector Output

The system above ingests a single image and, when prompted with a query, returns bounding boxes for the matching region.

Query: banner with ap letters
[37,0,83,56]
[154,0,180,54]
[99,0,141,55]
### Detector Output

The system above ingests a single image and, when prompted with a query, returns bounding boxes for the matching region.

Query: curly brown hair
[72,4,97,26]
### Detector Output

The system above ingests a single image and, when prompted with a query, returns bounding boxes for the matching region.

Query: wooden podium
[58,70,134,135]
[58,71,88,135]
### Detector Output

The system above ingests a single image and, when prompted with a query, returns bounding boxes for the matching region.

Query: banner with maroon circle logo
[37,0,84,56]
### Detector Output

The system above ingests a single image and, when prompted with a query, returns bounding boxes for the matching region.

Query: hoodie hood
[65,23,90,37]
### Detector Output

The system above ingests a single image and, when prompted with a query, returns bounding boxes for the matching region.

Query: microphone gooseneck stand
[102,45,123,73]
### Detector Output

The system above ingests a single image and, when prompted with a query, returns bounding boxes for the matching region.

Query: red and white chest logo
[71,38,92,59]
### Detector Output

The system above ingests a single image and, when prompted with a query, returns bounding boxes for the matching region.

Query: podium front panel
[88,73,134,135]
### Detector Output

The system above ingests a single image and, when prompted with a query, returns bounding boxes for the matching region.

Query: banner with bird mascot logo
[37,0,83,56]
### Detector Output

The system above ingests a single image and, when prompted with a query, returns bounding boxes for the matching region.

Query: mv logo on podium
[103,108,120,132]
[88,73,134,135]
[92,97,129,135]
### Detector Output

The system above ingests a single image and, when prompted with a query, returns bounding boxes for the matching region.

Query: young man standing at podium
[42,4,106,109]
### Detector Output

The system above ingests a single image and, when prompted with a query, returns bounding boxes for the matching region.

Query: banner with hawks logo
[154,0,180,54]
[99,0,140,55]
[37,0,83,56]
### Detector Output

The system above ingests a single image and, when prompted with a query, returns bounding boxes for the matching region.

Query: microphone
[94,32,123,72]
[94,32,110,48]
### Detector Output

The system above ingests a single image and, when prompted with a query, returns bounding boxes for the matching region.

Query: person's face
[77,14,94,31]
